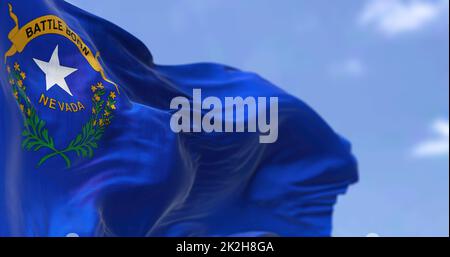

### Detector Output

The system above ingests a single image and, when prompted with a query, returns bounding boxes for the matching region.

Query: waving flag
[0,0,358,237]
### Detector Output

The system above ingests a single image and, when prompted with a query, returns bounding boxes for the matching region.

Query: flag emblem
[4,4,119,168]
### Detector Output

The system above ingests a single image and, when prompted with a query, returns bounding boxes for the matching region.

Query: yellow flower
[14,62,20,71]
[97,82,104,89]
[9,79,14,85]
[92,108,96,114]
[94,95,100,102]
[99,119,104,127]
[17,80,23,88]
[110,104,116,110]
[6,66,11,73]
[20,72,26,80]
[14,91,18,100]
[109,91,116,99]
[19,104,24,112]
[93,120,97,126]
[91,85,97,93]
[104,110,110,117]
[27,108,31,117]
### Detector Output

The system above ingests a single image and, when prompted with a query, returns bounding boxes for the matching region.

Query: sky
[67,0,449,236]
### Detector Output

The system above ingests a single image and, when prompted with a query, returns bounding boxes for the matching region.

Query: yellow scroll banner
[4,4,119,93]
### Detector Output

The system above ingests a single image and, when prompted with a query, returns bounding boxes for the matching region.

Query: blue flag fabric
[0,0,358,237]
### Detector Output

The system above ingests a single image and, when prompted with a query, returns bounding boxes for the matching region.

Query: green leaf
[34,145,44,151]
[80,148,87,158]
[38,120,45,133]
[26,141,39,150]
[74,134,82,145]
[22,138,31,148]
[33,114,38,126]
[42,129,49,143]
[87,146,93,158]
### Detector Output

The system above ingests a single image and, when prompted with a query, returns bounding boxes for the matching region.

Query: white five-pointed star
[33,45,77,96]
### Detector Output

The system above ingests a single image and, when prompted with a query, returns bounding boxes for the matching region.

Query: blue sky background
[67,0,449,236]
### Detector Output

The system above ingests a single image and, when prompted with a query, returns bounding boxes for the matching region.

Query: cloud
[359,0,449,36]
[330,58,365,78]
[412,119,449,158]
